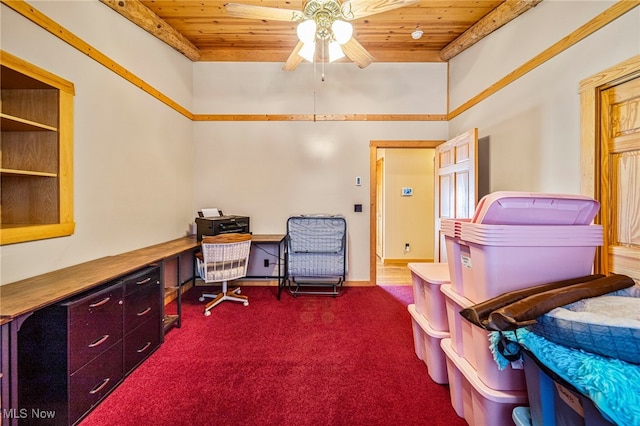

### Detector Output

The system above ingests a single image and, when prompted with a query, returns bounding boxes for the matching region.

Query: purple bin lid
[472,191,600,225]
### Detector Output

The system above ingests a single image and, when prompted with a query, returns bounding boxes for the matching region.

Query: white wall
[449,0,640,194]
[1,1,195,284]
[192,62,448,281]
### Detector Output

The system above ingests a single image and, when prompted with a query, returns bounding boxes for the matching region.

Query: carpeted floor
[80,285,466,426]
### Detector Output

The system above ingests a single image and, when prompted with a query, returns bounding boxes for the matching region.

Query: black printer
[195,215,250,241]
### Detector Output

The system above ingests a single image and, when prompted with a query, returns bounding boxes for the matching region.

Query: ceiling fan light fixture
[328,40,345,62]
[299,41,316,62]
[332,20,353,44]
[297,19,317,43]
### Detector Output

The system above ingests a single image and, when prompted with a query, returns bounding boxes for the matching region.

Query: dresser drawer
[69,340,123,425]
[124,319,161,374]
[66,282,123,326]
[65,284,124,373]
[123,266,161,296]
[125,278,161,332]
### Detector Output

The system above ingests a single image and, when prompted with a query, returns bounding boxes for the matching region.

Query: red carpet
[80,285,466,426]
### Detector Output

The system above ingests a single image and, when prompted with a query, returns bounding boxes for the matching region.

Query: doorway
[376,155,413,286]
[369,140,444,285]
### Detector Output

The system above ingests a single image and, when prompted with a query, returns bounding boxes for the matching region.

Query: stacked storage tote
[408,263,451,385]
[439,192,603,426]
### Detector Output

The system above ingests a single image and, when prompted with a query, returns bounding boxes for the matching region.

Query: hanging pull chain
[313,52,317,121]
[321,41,326,82]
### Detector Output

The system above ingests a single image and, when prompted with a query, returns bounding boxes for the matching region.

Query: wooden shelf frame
[1,51,75,245]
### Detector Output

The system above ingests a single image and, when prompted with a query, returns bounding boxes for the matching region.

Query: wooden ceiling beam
[100,0,201,61]
[440,0,542,61]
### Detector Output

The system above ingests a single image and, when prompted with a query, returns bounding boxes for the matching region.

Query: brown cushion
[486,274,636,331]
[460,274,604,329]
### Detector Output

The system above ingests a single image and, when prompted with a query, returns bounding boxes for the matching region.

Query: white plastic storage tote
[441,284,526,391]
[408,304,449,384]
[441,338,528,426]
[408,262,450,331]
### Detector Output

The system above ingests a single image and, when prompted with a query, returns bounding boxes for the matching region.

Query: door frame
[369,140,444,284]
[375,157,384,259]
[579,55,640,273]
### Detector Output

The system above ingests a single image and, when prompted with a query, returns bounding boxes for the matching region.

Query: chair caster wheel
[243,301,249,306]
[199,296,205,302]
[204,310,211,316]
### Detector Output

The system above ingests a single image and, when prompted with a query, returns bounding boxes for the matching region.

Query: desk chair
[196,233,252,316]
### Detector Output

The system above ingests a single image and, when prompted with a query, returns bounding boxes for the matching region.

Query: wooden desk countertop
[0,236,200,320]
[249,234,285,243]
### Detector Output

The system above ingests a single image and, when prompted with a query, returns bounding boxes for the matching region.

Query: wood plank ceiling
[100,0,542,66]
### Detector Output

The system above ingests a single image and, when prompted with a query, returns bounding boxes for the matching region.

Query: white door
[434,129,478,262]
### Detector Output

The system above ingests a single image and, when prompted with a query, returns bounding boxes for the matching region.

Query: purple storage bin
[472,192,599,225]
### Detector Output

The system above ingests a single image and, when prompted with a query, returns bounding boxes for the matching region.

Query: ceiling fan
[225,0,419,71]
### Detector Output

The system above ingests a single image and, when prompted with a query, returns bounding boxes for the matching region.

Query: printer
[195,215,250,241]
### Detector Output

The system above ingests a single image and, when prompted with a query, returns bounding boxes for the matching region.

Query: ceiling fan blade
[341,0,419,20]
[225,3,303,22]
[341,37,374,68]
[282,42,305,71]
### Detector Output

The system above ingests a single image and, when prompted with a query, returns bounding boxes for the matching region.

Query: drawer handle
[137,307,152,316]
[89,378,110,395]
[88,334,109,348]
[136,277,152,285]
[137,341,152,353]
[89,297,110,308]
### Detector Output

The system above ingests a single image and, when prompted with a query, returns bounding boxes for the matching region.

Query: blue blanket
[490,329,640,426]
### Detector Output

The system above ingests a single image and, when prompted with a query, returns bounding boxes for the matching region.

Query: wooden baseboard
[381,258,433,265]
[344,280,375,287]
[165,279,375,305]
[237,279,280,287]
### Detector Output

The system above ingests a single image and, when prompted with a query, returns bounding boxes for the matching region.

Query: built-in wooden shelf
[1,51,75,245]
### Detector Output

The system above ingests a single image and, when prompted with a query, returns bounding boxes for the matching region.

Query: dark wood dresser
[0,236,199,426]
[17,266,162,425]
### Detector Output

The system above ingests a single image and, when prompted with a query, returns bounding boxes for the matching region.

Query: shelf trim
[0,50,75,94]
[0,222,75,245]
